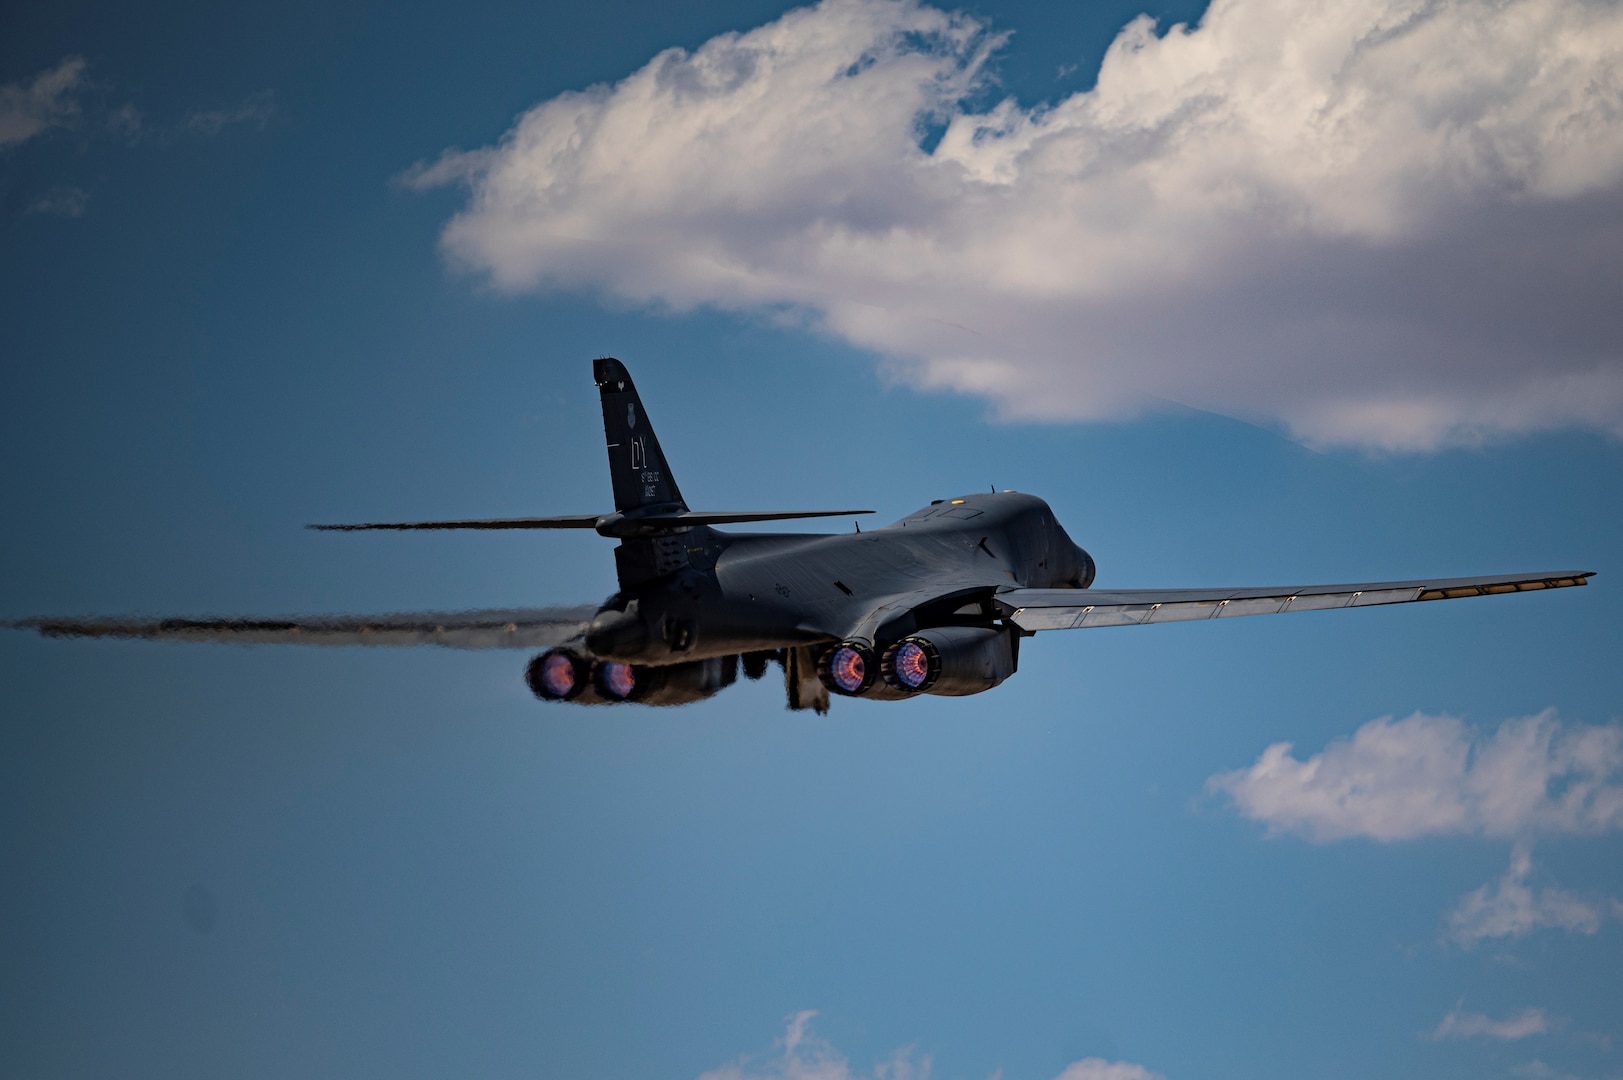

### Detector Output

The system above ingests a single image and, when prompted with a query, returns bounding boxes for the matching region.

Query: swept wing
[8,605,597,649]
[994,571,1592,632]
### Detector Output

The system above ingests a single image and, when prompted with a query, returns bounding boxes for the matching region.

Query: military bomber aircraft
[9,358,1594,713]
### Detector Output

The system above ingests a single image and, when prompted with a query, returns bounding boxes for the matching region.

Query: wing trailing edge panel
[994,572,1592,632]
[9,605,598,649]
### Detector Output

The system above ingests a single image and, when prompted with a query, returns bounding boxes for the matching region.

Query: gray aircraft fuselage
[584,491,1094,666]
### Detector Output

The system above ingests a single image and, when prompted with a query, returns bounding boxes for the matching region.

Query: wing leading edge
[8,605,598,649]
[994,571,1593,632]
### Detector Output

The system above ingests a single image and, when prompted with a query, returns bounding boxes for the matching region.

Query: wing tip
[1415,571,1593,602]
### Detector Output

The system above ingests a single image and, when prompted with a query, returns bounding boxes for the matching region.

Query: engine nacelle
[618,654,738,706]
[817,640,877,696]
[880,626,1016,697]
[527,648,592,700]
[526,650,738,706]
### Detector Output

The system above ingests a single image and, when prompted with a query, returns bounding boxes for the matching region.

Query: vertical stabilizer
[594,357,687,513]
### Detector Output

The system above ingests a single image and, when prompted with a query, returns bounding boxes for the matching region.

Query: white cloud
[1211,712,1623,947]
[107,102,143,140]
[1206,710,1623,842]
[698,1011,930,1080]
[1053,1061,1165,1080]
[1511,1061,1608,1080]
[697,1012,1162,1080]
[0,56,86,150]
[1431,1003,1553,1040]
[26,185,89,218]
[410,0,1623,451]
[1447,843,1618,946]
[186,90,275,136]
[395,146,497,191]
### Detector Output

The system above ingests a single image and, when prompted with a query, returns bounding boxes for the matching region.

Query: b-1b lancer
[9,358,1594,713]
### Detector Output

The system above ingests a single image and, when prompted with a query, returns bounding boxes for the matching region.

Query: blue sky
[2,2,1621,1078]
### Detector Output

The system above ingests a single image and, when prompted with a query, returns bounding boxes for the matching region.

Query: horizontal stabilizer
[639,509,873,527]
[310,509,873,534]
[310,515,602,531]
[995,571,1593,632]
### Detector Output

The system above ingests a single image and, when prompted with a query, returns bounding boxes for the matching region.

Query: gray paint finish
[6,360,1593,711]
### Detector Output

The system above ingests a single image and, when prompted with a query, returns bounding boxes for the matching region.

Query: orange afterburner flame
[891,641,931,689]
[540,652,579,697]
[599,660,636,699]
[827,646,866,693]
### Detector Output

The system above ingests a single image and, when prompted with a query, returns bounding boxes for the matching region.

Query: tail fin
[595,357,687,513]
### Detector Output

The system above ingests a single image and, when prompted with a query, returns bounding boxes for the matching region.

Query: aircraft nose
[586,604,649,659]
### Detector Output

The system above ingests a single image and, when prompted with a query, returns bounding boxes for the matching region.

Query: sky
[1,1,1621,1078]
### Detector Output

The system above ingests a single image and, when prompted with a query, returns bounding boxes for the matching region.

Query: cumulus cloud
[1053,1061,1165,1080]
[410,0,1623,451]
[1206,710,1623,842]
[26,185,90,218]
[1211,711,1623,947]
[186,90,275,136]
[0,56,86,150]
[1511,1061,1609,1080]
[1446,843,1620,946]
[697,1011,1162,1080]
[107,102,143,140]
[395,146,498,191]
[698,1011,929,1080]
[1430,1004,1553,1040]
